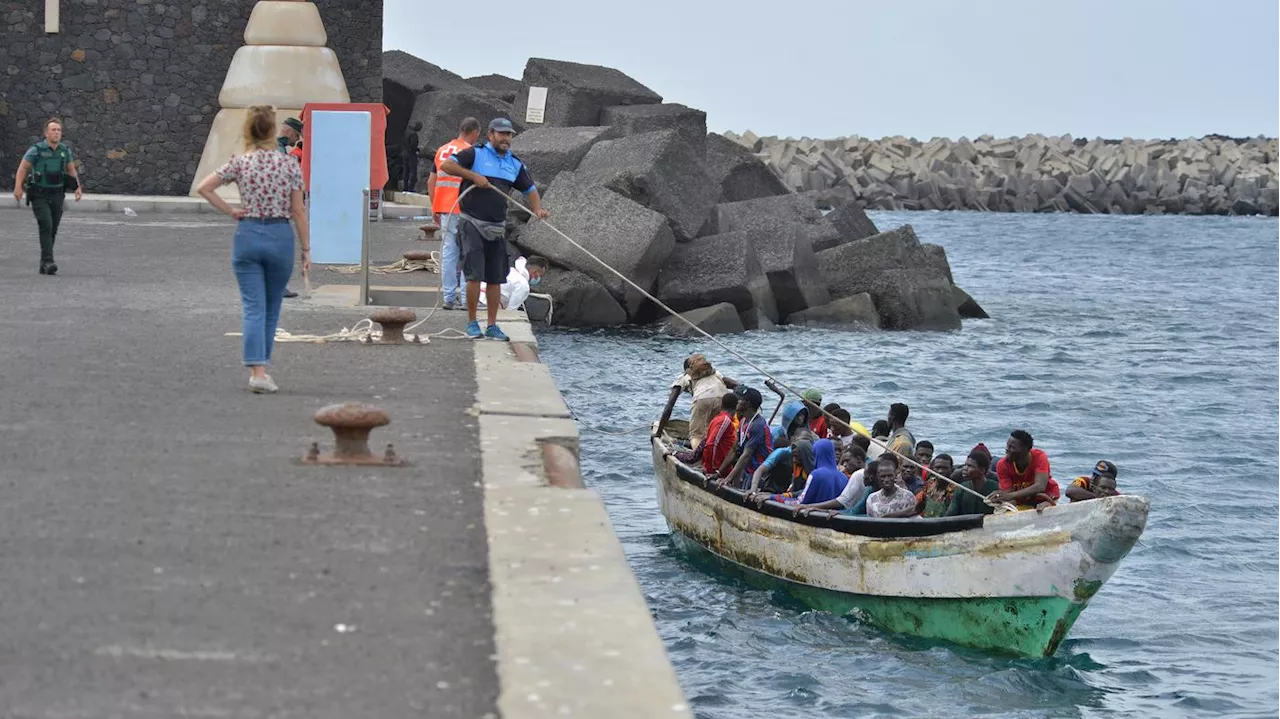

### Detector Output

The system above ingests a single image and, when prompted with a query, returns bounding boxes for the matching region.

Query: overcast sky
[383,0,1278,140]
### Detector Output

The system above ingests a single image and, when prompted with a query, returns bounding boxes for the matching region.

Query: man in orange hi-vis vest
[427,117,482,310]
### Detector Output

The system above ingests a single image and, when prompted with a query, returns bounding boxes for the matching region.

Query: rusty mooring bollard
[419,223,439,239]
[369,307,416,344]
[402,250,432,262]
[302,403,406,466]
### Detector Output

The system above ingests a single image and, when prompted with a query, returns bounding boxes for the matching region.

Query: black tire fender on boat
[672,460,985,539]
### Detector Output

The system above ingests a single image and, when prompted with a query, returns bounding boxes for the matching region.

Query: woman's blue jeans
[232,219,295,367]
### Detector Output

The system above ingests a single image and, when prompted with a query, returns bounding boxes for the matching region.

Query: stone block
[784,293,881,330]
[820,199,879,250]
[516,171,675,317]
[952,285,989,318]
[466,73,523,103]
[408,90,522,162]
[659,303,746,337]
[657,231,778,329]
[815,224,962,331]
[702,190,825,237]
[516,58,661,126]
[704,133,792,203]
[575,130,717,242]
[524,269,628,327]
[382,50,476,95]
[510,125,619,189]
[600,103,707,155]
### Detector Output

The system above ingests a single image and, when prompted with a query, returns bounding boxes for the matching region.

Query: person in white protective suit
[478,255,549,311]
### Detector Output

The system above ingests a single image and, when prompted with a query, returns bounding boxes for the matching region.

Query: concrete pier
[0,205,688,717]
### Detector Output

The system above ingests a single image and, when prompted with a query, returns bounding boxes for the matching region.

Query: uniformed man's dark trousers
[401,156,418,192]
[30,190,65,265]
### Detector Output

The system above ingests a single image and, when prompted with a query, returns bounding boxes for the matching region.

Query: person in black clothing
[401,121,422,192]
[439,118,549,341]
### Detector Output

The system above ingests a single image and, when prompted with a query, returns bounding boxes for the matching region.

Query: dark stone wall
[0,1,382,195]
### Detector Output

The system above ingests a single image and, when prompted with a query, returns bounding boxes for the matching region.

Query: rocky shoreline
[384,52,987,332]
[726,131,1279,216]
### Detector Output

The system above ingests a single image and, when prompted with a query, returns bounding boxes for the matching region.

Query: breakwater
[727,131,1278,216]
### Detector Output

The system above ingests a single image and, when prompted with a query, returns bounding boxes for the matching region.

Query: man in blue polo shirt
[439,118,549,340]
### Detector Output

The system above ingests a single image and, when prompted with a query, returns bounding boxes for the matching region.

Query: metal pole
[360,188,371,306]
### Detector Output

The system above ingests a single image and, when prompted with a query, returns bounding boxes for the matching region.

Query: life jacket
[27,142,70,191]
[431,138,472,215]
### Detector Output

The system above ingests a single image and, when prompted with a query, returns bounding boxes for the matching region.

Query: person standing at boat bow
[655,354,738,446]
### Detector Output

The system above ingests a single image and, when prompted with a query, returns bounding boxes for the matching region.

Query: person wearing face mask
[478,254,548,312]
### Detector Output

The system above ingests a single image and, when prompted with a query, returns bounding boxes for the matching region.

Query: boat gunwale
[656,436,988,539]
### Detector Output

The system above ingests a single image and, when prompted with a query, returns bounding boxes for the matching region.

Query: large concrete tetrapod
[189,0,351,198]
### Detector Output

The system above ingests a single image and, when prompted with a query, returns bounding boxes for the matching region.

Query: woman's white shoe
[248,375,279,394]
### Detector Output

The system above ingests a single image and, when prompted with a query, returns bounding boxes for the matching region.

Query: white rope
[495,189,1012,512]
[324,250,442,275]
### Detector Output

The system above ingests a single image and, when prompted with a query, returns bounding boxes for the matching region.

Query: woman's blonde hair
[243,105,277,152]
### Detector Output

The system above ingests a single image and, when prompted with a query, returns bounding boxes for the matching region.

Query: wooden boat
[651,420,1149,657]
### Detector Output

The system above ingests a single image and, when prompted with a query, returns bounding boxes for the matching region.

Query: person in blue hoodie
[771,401,811,448]
[794,439,848,506]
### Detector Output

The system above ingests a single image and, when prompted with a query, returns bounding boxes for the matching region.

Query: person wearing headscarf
[655,353,738,447]
[793,439,847,506]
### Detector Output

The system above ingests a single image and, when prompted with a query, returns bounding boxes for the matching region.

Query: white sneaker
[248,375,279,394]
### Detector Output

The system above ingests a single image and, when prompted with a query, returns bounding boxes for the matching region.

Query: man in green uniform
[13,117,82,275]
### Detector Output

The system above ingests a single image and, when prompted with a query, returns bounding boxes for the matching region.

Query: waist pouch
[461,213,506,242]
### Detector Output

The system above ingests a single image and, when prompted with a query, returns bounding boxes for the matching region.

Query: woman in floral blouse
[196,105,310,394]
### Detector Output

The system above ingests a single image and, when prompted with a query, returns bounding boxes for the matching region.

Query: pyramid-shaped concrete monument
[189,0,351,197]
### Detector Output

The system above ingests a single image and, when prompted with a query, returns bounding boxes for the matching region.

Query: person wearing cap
[278,117,303,155]
[1065,461,1121,501]
[801,389,827,437]
[439,117,549,341]
[711,387,772,490]
[276,117,305,298]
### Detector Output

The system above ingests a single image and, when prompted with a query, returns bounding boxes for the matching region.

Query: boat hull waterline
[651,438,1148,657]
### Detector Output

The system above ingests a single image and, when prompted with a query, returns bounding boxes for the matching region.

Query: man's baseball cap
[488,118,516,134]
[283,117,304,132]
[1091,460,1118,479]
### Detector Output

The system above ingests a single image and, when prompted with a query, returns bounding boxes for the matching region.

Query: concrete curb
[475,313,691,719]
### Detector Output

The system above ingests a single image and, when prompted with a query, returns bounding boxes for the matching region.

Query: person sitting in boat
[771,400,812,448]
[916,453,955,518]
[866,419,891,460]
[793,443,869,518]
[828,407,856,447]
[865,454,919,518]
[711,387,771,489]
[885,403,916,457]
[674,391,741,476]
[946,449,1001,516]
[800,389,827,437]
[746,436,815,496]
[990,430,1061,511]
[1065,460,1121,502]
[655,354,739,448]
[790,439,847,505]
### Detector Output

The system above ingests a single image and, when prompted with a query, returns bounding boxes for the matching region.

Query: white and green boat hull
[652,439,1147,657]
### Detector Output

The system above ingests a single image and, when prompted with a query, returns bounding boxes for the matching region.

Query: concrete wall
[732,131,1280,216]
[0,0,382,195]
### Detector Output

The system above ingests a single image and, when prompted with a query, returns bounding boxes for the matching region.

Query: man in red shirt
[991,429,1060,510]
[675,392,740,476]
